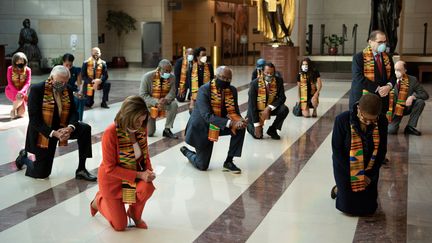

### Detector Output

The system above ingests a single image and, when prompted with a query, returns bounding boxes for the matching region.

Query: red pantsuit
[94,123,155,231]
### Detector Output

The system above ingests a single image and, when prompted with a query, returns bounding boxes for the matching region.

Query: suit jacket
[98,123,154,199]
[25,81,79,153]
[139,70,176,109]
[349,51,396,113]
[247,76,286,124]
[391,74,429,112]
[81,59,108,84]
[185,82,240,149]
[174,57,192,95]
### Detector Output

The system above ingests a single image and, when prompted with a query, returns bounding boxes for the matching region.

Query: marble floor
[0,66,431,243]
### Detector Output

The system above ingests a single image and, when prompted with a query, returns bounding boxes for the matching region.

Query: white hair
[215,66,227,77]
[50,65,70,79]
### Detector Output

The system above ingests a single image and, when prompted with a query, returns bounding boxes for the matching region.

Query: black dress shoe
[101,102,109,109]
[75,169,97,181]
[180,146,189,156]
[404,126,421,136]
[266,127,281,140]
[15,149,27,170]
[223,161,241,174]
[330,185,337,199]
[163,128,178,139]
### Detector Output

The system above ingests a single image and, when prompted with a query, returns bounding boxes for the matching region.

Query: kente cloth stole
[210,79,240,121]
[116,126,148,204]
[178,55,188,96]
[191,62,210,100]
[152,70,171,99]
[86,57,103,79]
[349,123,380,192]
[299,73,317,110]
[363,45,391,82]
[11,67,27,90]
[387,75,410,122]
[37,80,71,149]
[257,75,277,111]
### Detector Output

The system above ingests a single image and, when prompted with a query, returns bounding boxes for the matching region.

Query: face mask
[161,72,171,79]
[199,56,207,63]
[395,71,402,79]
[92,55,99,60]
[264,75,273,82]
[216,78,230,89]
[377,43,386,53]
[52,81,66,92]
[17,63,25,69]
[187,54,194,62]
[301,65,308,72]
[257,66,263,71]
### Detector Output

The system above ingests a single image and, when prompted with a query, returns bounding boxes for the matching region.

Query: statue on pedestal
[15,19,42,62]
[256,0,295,45]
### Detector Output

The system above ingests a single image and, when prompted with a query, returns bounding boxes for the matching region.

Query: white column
[83,0,98,57]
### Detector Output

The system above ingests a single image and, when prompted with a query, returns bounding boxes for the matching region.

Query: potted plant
[106,10,137,68]
[324,34,346,55]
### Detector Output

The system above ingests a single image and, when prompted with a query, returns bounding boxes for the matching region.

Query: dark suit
[174,57,192,102]
[332,106,388,215]
[24,81,92,178]
[349,51,396,114]
[184,82,245,170]
[388,75,429,133]
[81,59,110,107]
[246,76,288,138]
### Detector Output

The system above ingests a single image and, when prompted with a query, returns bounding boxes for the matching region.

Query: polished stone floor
[0,66,431,243]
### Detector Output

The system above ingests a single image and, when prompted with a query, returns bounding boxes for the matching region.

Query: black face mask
[17,63,25,69]
[216,79,230,89]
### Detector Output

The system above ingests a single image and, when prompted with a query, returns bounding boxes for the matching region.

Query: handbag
[293,102,302,117]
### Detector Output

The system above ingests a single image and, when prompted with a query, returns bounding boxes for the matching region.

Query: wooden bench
[418,64,432,82]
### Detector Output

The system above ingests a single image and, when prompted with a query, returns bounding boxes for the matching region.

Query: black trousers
[85,81,111,107]
[184,128,246,171]
[247,104,289,138]
[24,122,92,178]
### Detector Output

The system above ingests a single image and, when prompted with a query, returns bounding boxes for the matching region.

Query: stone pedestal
[29,60,42,75]
[261,45,299,83]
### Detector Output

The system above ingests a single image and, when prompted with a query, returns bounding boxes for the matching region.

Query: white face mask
[301,65,308,72]
[395,71,402,79]
[199,56,207,63]
[187,54,194,62]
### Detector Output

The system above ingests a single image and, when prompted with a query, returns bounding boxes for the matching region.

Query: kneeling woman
[90,96,156,231]
[297,58,322,117]
[331,94,387,215]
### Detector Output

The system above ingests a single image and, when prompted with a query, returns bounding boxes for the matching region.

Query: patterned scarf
[210,79,241,121]
[299,72,317,110]
[152,70,171,99]
[363,45,391,82]
[257,75,277,111]
[191,62,210,100]
[116,126,148,204]
[178,55,188,97]
[86,57,103,79]
[387,74,410,122]
[349,122,380,192]
[11,67,28,90]
[37,80,71,149]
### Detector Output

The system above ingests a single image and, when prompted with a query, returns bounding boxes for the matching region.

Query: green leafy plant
[324,34,346,48]
[106,10,137,56]
[51,55,63,67]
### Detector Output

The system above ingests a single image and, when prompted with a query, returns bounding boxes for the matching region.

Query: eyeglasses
[358,110,378,125]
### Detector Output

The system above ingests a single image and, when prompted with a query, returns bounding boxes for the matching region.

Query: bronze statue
[15,19,42,61]
[369,0,402,53]
[256,0,295,45]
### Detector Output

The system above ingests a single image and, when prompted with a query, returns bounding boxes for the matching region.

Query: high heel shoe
[90,199,98,217]
[127,208,148,229]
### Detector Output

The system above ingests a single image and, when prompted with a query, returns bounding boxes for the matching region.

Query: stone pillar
[83,0,98,57]
[261,45,299,83]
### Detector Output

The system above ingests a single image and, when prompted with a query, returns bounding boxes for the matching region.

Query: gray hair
[12,52,28,68]
[215,66,232,77]
[158,59,172,69]
[50,65,70,79]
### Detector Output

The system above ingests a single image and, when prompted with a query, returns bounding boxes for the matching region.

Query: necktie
[397,79,401,91]
[375,54,383,76]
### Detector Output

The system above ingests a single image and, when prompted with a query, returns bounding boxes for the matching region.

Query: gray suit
[139,70,178,136]
[184,82,245,171]
[388,75,429,134]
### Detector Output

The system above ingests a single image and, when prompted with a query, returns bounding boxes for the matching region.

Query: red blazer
[98,123,154,199]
